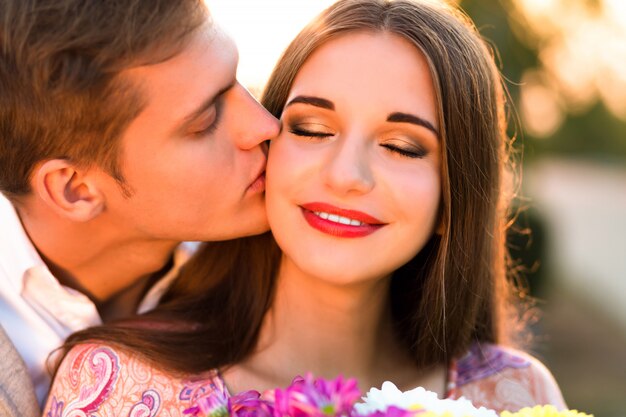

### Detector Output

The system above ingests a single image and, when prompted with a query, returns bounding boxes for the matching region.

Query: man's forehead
[119,23,238,134]
[123,22,226,76]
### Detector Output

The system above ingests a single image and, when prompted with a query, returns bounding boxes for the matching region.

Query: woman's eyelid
[286,115,336,137]
[289,127,334,139]
[381,142,427,159]
[379,134,429,158]
[381,135,424,151]
[283,107,335,129]
[293,121,333,132]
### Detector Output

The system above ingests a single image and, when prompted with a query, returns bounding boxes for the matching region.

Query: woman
[43,0,566,415]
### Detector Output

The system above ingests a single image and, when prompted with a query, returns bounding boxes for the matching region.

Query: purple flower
[266,374,361,417]
[358,406,423,417]
[231,390,274,417]
[184,389,273,417]
[183,387,229,417]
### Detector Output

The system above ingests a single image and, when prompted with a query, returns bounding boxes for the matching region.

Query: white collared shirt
[0,193,189,406]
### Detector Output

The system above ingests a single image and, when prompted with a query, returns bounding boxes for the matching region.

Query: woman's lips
[300,202,385,238]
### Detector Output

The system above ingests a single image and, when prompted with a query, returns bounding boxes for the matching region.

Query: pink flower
[184,389,272,417]
[265,374,361,417]
[231,391,274,417]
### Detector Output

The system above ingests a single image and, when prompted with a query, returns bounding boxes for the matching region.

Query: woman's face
[266,31,442,284]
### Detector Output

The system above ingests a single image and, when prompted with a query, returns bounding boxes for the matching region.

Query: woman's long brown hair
[59,0,523,377]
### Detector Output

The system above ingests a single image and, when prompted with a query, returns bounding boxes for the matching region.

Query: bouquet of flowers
[183,374,592,417]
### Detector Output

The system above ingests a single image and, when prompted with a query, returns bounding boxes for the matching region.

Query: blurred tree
[459,0,626,300]
[459,0,626,162]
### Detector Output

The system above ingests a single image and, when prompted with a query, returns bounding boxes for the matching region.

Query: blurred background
[207,1,626,415]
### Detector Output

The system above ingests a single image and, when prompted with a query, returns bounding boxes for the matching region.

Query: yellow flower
[501,405,593,417]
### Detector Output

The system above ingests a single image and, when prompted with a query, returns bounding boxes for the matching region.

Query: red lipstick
[300,202,385,238]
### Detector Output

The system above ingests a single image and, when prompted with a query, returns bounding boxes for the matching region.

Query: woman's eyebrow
[285,95,335,110]
[387,112,439,137]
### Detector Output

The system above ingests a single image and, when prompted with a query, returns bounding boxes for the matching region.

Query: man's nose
[230,83,280,150]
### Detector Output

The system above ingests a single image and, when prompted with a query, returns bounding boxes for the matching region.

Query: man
[0,0,279,413]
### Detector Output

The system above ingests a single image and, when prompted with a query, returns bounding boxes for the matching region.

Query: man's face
[100,24,279,242]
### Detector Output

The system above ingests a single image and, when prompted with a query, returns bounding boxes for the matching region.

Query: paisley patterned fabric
[44,344,222,417]
[43,342,566,416]
[448,344,567,412]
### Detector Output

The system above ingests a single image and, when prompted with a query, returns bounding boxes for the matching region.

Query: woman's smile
[300,202,386,238]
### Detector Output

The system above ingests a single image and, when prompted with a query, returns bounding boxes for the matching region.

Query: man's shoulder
[0,325,40,417]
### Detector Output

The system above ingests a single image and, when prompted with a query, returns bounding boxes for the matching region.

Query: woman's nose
[322,137,375,196]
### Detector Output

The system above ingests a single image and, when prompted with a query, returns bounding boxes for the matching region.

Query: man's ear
[33,159,105,221]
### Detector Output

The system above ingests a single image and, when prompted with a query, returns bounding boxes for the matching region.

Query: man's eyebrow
[178,81,235,130]
[387,112,439,137]
[285,95,335,110]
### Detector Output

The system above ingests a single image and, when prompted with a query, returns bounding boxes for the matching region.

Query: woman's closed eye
[289,122,334,139]
[380,139,427,159]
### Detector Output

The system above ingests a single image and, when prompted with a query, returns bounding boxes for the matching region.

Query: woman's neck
[224,256,447,396]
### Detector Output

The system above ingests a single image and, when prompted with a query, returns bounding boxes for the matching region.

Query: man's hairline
[95,20,217,198]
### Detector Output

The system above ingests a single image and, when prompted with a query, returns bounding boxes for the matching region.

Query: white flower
[354,381,498,417]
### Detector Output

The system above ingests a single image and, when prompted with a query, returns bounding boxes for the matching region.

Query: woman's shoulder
[44,342,224,417]
[449,343,567,412]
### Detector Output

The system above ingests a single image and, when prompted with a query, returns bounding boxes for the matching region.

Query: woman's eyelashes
[380,140,427,159]
[286,119,428,159]
[289,123,334,138]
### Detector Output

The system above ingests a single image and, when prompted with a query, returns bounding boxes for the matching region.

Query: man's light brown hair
[0,0,207,201]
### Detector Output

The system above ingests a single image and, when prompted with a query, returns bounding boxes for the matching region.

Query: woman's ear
[33,159,105,222]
